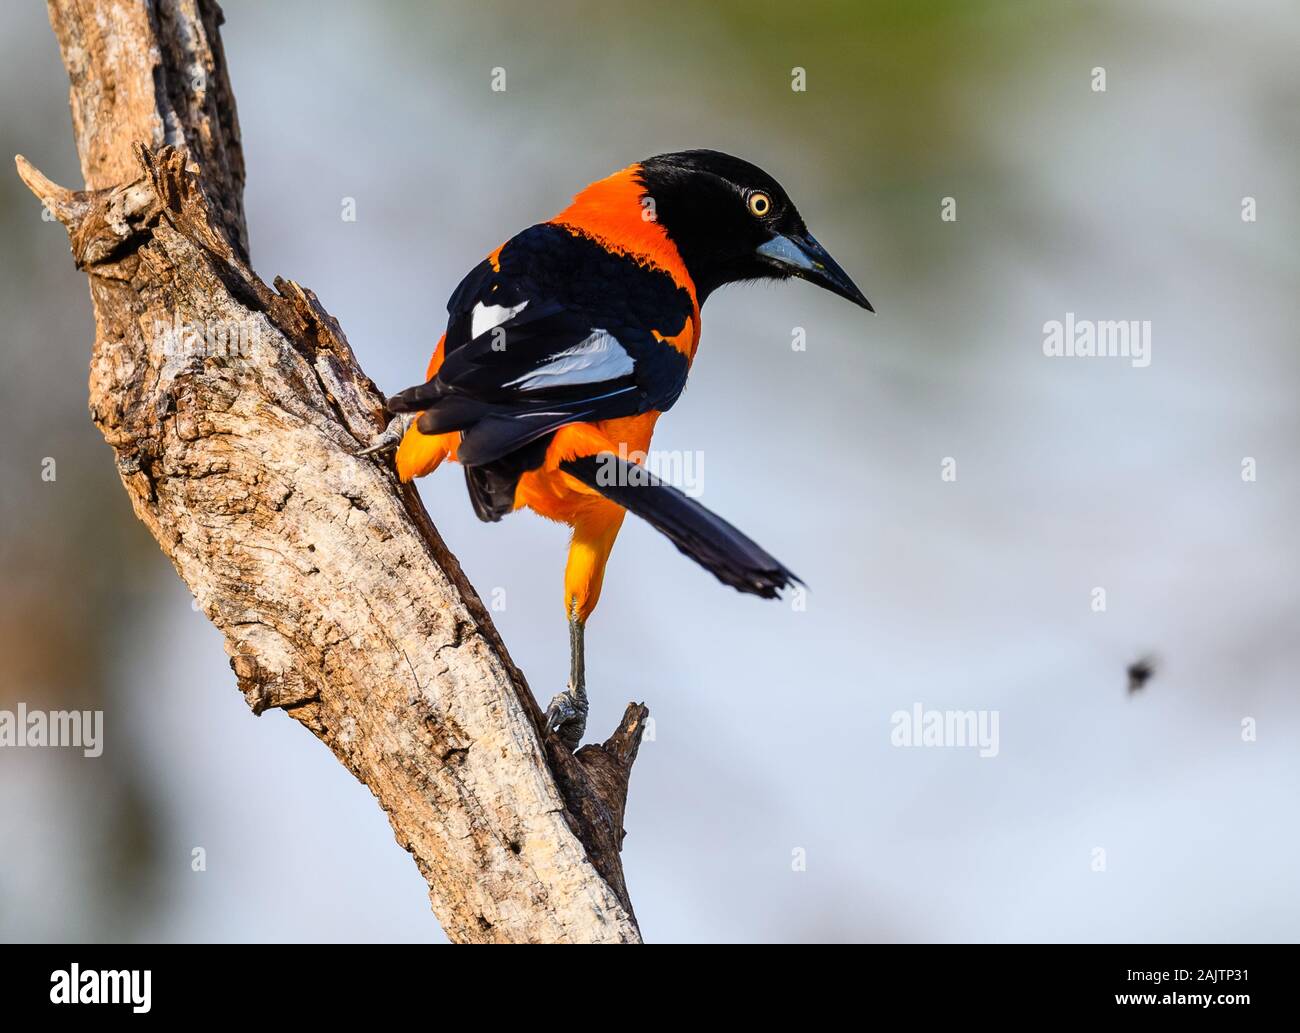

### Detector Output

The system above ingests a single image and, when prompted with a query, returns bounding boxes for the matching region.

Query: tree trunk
[17,0,647,944]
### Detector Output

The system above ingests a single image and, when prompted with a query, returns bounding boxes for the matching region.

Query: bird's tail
[560,454,801,599]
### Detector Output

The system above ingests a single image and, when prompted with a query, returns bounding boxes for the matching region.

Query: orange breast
[511,412,656,525]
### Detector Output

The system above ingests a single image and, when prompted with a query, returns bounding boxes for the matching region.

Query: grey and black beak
[757,233,873,311]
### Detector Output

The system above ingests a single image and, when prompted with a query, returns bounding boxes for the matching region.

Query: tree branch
[18,0,647,944]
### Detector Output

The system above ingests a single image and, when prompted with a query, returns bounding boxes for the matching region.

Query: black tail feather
[562,454,800,599]
[463,436,552,523]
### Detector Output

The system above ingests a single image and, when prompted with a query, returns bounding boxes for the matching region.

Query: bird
[362,150,872,749]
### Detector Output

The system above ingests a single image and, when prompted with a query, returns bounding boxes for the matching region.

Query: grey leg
[545,606,589,751]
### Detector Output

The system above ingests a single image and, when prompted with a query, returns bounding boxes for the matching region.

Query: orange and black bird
[363,150,871,748]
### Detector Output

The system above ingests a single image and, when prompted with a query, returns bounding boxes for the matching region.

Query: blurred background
[2,0,1297,943]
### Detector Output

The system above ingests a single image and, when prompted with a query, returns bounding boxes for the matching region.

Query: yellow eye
[748,191,772,217]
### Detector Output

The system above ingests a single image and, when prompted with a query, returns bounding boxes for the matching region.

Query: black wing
[389,223,694,468]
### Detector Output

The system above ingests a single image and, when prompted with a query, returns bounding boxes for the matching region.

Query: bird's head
[635,149,873,311]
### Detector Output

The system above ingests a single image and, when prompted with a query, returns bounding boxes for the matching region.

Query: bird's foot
[545,688,589,752]
[357,412,414,457]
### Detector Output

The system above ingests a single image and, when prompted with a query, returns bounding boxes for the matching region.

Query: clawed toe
[357,413,414,457]
[545,689,589,751]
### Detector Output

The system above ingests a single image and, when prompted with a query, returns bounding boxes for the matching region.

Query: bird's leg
[357,412,415,456]
[545,604,589,751]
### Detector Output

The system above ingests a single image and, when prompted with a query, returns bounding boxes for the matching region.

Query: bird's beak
[756,233,873,311]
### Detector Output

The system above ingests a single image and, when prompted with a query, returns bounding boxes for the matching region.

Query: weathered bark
[18,0,647,944]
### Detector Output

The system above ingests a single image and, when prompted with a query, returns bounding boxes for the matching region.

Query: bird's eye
[747,191,772,217]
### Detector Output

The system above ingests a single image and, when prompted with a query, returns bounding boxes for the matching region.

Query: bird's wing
[389,224,694,466]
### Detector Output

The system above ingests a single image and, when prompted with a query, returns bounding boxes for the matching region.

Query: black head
[636,149,872,311]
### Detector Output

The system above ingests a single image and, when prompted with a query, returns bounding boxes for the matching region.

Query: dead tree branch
[17,0,647,944]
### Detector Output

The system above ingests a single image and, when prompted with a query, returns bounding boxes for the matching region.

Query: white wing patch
[470,299,529,339]
[506,330,635,391]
